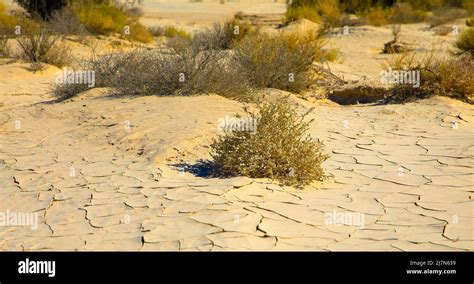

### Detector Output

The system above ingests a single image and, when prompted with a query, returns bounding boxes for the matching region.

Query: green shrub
[232,29,326,93]
[210,97,328,187]
[456,27,474,55]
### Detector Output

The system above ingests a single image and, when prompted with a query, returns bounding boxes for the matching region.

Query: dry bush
[0,36,10,57]
[210,97,328,187]
[285,4,320,23]
[16,31,73,70]
[455,27,474,55]
[192,18,254,50]
[318,0,343,27]
[46,8,87,35]
[385,52,473,103]
[0,0,39,33]
[285,0,342,27]
[53,38,250,101]
[389,2,427,24]
[148,25,191,39]
[232,29,326,93]
[364,6,389,26]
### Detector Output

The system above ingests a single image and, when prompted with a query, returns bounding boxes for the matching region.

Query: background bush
[385,52,473,103]
[53,37,250,101]
[232,29,325,93]
[16,30,73,70]
[210,97,328,187]
[456,27,474,55]
[192,18,254,50]
[285,0,471,27]
[148,25,191,39]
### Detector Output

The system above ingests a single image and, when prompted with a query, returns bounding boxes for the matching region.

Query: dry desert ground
[0,1,473,251]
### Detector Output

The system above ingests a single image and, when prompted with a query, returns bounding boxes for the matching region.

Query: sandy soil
[0,10,473,251]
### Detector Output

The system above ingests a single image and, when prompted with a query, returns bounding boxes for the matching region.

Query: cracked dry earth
[0,66,473,251]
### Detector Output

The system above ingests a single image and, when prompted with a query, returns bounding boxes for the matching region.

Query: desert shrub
[46,8,87,35]
[385,52,473,103]
[285,0,342,27]
[16,31,73,69]
[318,0,343,27]
[286,5,320,23]
[342,0,410,13]
[322,46,339,61]
[467,17,474,27]
[232,29,326,93]
[73,1,127,34]
[363,6,389,26]
[389,2,427,24]
[148,25,191,39]
[53,38,249,100]
[125,21,153,43]
[403,0,443,11]
[210,97,328,187]
[455,27,474,55]
[0,6,39,35]
[71,0,152,43]
[192,19,254,50]
[0,36,10,57]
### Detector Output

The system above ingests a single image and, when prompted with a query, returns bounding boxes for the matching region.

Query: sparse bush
[192,19,254,50]
[210,97,328,187]
[285,0,342,27]
[455,27,474,55]
[148,25,191,39]
[46,8,87,35]
[233,29,326,93]
[286,5,320,23]
[363,6,389,26]
[0,36,10,57]
[53,38,250,100]
[319,0,343,27]
[70,0,152,43]
[385,52,473,103]
[16,31,73,69]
